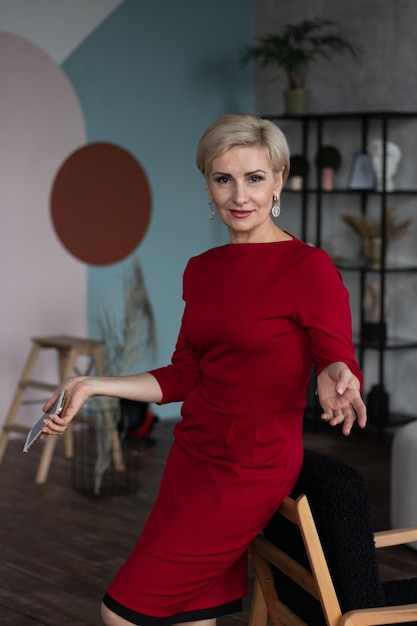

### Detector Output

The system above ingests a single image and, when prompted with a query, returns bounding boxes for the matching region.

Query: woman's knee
[101,602,134,625]
[101,603,117,625]
[101,604,217,626]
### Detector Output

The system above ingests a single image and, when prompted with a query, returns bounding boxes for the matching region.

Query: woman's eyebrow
[211,169,267,176]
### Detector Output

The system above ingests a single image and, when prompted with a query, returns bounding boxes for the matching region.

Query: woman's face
[206,145,284,243]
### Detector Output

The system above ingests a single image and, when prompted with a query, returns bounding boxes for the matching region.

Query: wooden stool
[0,335,121,484]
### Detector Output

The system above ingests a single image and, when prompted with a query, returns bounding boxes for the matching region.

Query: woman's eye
[215,176,230,184]
[249,175,263,183]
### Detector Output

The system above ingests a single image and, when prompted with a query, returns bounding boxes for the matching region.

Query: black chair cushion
[383,578,417,606]
[264,449,387,623]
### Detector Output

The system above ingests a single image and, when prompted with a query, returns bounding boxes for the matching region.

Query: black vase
[367,384,389,423]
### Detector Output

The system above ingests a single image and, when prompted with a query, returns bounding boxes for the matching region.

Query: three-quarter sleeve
[149,315,201,404]
[292,248,363,387]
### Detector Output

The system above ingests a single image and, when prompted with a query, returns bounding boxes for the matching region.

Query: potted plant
[74,258,157,496]
[240,18,359,115]
[315,145,342,190]
[288,154,309,190]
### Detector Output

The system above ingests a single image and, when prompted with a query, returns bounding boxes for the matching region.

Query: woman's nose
[232,182,248,204]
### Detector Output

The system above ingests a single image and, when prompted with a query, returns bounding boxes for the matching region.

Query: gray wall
[255,0,417,115]
[254,0,417,418]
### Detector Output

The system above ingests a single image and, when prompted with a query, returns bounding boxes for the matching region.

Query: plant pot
[72,401,139,497]
[321,167,335,191]
[284,89,310,115]
[288,175,304,190]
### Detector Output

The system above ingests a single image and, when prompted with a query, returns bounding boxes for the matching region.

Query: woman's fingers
[42,390,63,414]
[40,377,90,436]
[41,412,67,435]
[321,403,359,433]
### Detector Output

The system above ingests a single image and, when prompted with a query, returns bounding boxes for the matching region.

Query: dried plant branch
[340,209,412,242]
[97,259,157,376]
[92,259,157,494]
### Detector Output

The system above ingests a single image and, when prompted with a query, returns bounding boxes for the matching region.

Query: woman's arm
[41,372,162,437]
[293,248,367,435]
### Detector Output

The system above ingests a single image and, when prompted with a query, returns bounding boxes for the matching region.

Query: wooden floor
[0,419,416,625]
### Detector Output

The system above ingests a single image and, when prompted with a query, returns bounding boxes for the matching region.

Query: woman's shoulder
[182,245,228,280]
[283,236,334,266]
[186,244,231,267]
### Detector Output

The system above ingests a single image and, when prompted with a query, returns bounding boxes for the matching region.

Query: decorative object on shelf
[348,152,375,190]
[240,18,359,115]
[363,280,389,344]
[76,259,157,496]
[315,145,341,190]
[340,208,412,268]
[367,383,390,425]
[368,139,402,192]
[363,236,383,269]
[288,154,309,190]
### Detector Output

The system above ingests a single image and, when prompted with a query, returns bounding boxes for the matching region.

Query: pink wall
[0,32,87,427]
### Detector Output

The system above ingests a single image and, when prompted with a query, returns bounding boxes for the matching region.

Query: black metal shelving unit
[265,111,417,431]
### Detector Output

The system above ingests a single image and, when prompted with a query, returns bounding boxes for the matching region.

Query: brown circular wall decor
[51,142,152,265]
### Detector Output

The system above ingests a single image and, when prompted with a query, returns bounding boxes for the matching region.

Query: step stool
[0,335,123,484]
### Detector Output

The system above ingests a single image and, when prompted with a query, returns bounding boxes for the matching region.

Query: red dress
[103,239,362,624]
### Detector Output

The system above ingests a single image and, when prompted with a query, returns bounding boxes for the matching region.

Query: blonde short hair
[196,113,290,182]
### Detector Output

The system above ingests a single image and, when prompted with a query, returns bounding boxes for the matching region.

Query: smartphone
[23,390,66,453]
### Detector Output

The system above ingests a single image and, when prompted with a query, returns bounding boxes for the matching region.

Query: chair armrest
[340,603,417,625]
[374,527,417,548]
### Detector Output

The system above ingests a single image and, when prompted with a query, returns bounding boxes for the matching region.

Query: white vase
[289,175,303,190]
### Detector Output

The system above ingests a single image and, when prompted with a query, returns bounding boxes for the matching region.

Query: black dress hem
[102,593,242,625]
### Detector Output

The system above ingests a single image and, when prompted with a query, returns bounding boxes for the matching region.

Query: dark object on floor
[118,398,159,446]
[250,449,417,626]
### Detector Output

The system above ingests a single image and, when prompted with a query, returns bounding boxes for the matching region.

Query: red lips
[229,210,252,218]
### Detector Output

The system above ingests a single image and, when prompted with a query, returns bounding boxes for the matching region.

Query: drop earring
[208,200,215,220]
[271,195,281,218]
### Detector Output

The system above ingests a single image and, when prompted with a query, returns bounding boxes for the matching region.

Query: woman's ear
[274,168,285,195]
[274,183,282,197]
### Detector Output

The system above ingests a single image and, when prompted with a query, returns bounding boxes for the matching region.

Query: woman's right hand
[41,376,91,437]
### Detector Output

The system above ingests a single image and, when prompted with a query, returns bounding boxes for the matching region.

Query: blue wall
[63,0,253,417]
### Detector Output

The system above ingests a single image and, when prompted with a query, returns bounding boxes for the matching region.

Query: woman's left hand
[317,362,367,436]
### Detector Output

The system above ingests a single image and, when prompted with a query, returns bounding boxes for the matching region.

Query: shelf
[335,260,417,273]
[267,111,417,435]
[354,335,417,350]
[370,412,417,429]
[264,110,417,122]
[284,187,417,195]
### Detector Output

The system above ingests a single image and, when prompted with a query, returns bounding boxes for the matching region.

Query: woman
[42,113,367,626]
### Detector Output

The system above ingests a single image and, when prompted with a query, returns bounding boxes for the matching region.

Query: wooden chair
[249,450,417,626]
